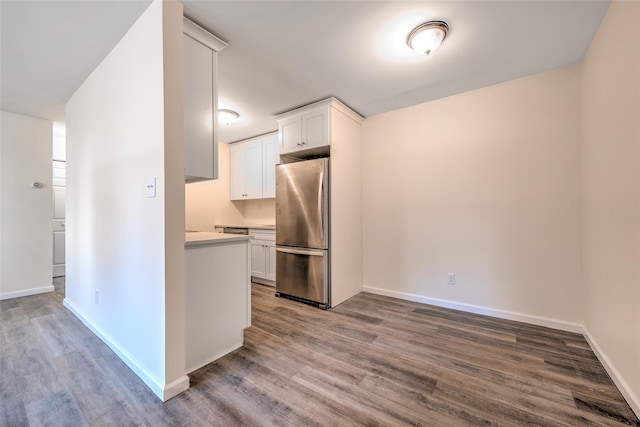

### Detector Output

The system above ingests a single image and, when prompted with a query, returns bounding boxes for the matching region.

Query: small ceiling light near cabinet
[407,20,449,56]
[218,109,239,125]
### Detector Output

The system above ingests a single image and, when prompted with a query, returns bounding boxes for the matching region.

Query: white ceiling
[1,1,610,143]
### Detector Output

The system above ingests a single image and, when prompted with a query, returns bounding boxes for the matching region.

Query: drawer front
[249,229,275,241]
[276,247,328,305]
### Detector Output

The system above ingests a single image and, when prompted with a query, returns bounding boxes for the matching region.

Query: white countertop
[185,232,251,247]
[216,224,275,230]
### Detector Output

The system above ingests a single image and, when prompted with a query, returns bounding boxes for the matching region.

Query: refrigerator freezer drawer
[276,247,329,308]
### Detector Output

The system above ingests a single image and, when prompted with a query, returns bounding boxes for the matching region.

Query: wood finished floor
[1,279,638,426]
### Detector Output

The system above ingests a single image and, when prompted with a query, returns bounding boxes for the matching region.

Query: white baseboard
[53,264,65,277]
[63,297,189,402]
[362,285,583,334]
[583,328,640,418]
[251,276,275,287]
[186,342,243,375]
[163,375,190,401]
[0,285,54,301]
[362,285,639,419]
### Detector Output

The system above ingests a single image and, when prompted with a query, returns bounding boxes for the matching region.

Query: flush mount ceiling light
[218,109,239,125]
[407,20,449,56]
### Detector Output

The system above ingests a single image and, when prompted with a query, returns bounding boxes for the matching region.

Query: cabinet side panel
[330,109,363,306]
[185,242,248,372]
[183,35,213,180]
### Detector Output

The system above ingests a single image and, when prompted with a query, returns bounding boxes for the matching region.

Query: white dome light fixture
[407,20,449,56]
[218,109,240,125]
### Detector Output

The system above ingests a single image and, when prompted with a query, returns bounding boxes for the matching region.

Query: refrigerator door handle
[276,247,324,257]
[318,170,324,242]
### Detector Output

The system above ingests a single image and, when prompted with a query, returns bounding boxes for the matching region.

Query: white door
[52,160,65,277]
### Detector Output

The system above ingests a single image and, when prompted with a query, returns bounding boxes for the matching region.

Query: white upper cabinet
[301,108,329,149]
[230,132,279,200]
[279,115,301,152]
[229,143,247,199]
[277,105,329,154]
[230,139,262,200]
[183,18,228,182]
[275,98,361,156]
[262,133,280,198]
[244,141,263,198]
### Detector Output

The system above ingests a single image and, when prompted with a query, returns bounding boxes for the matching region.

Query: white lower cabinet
[251,239,267,278]
[249,229,275,285]
[266,240,275,282]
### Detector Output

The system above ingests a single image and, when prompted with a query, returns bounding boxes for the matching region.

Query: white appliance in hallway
[52,122,65,277]
[52,160,65,277]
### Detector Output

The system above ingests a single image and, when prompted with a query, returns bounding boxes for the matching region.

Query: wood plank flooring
[1,278,638,426]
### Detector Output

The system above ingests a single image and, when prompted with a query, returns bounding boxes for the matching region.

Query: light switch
[146,177,156,198]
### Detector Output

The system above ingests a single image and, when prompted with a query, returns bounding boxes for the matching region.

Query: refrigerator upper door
[276,158,329,249]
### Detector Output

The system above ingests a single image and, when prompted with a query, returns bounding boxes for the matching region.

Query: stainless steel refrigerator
[275,158,330,309]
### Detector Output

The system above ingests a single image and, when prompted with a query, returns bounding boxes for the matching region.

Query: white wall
[0,111,53,299]
[362,65,583,330]
[581,0,640,414]
[185,141,244,230]
[64,0,187,401]
[52,121,66,161]
[160,0,187,396]
[243,199,275,225]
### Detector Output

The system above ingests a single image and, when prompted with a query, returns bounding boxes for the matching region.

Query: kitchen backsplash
[243,199,275,225]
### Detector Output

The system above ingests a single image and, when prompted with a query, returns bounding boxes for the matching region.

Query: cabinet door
[251,240,267,279]
[301,107,329,149]
[262,134,279,198]
[265,240,276,282]
[279,115,301,152]
[183,34,215,180]
[244,140,263,199]
[229,143,246,200]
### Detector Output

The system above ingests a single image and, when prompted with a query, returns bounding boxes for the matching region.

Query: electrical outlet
[447,273,455,285]
[94,289,100,305]
[145,177,156,198]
